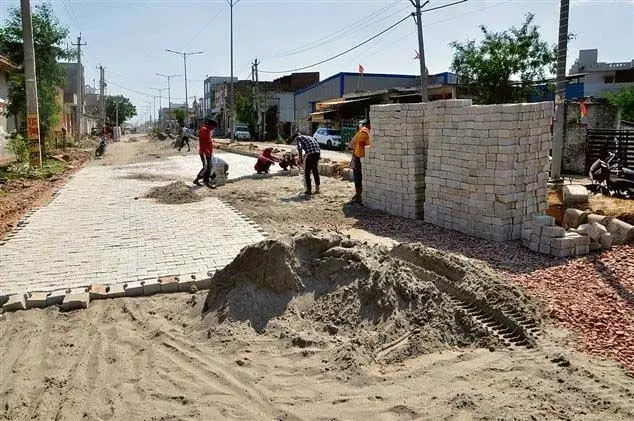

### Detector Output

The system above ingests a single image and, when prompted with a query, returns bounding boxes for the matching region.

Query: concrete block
[562,185,589,204]
[88,284,109,300]
[25,292,48,309]
[533,215,555,227]
[562,208,589,229]
[124,281,145,297]
[551,236,577,249]
[539,244,551,254]
[106,284,126,298]
[590,222,608,241]
[61,292,90,312]
[600,232,613,249]
[159,275,180,293]
[590,241,602,251]
[142,278,162,295]
[2,294,26,312]
[575,245,590,256]
[552,248,573,258]
[577,223,594,238]
[529,242,539,252]
[178,276,197,292]
[46,289,67,306]
[575,234,591,246]
[521,229,531,241]
[193,273,212,290]
[542,226,566,238]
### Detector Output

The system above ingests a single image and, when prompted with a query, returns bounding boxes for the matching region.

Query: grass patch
[0,159,66,181]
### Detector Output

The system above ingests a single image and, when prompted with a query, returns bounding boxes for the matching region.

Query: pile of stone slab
[522,209,634,257]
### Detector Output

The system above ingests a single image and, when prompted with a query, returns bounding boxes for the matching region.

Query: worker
[293,132,321,195]
[254,148,280,174]
[193,119,218,188]
[349,119,371,203]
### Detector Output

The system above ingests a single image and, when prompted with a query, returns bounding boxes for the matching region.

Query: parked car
[313,128,342,149]
[233,125,251,141]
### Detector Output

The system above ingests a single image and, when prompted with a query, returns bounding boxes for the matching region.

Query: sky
[1,0,633,124]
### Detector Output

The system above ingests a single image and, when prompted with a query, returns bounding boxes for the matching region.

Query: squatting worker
[254,147,280,174]
[293,132,321,196]
[349,119,371,203]
[194,119,218,188]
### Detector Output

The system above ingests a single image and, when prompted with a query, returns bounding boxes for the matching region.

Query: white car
[233,125,251,140]
[313,128,342,149]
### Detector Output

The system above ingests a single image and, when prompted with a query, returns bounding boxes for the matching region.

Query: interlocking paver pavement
[0,153,267,295]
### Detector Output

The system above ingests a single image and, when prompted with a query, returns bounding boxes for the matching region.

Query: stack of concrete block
[424,101,553,241]
[521,214,612,257]
[362,103,428,219]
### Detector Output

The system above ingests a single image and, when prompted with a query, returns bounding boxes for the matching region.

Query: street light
[227,0,241,142]
[156,73,181,127]
[151,87,166,126]
[165,50,203,126]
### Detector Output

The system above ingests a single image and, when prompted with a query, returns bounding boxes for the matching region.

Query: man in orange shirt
[194,119,218,188]
[349,119,371,203]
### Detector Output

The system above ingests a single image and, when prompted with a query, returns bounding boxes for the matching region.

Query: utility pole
[166,50,203,126]
[98,66,106,129]
[115,101,119,128]
[21,0,42,168]
[227,0,241,142]
[156,73,181,128]
[410,0,429,101]
[72,34,87,139]
[151,87,165,126]
[551,0,570,184]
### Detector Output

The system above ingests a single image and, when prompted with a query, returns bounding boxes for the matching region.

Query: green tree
[172,109,186,127]
[105,95,137,126]
[607,86,634,122]
[0,3,74,146]
[235,92,256,132]
[450,14,557,104]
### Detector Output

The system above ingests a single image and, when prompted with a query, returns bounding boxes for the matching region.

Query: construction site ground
[1,136,633,421]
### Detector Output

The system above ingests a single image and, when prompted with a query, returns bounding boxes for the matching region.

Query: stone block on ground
[575,245,590,256]
[605,218,634,245]
[600,233,613,249]
[124,281,145,297]
[539,244,551,254]
[562,208,589,229]
[562,185,589,204]
[159,275,180,293]
[88,284,109,300]
[589,222,608,241]
[533,215,556,227]
[587,213,614,227]
[26,292,48,309]
[2,294,26,312]
[542,226,566,238]
[142,278,162,295]
[61,292,90,311]
[577,223,595,237]
[551,235,578,249]
[106,284,126,298]
[46,289,67,306]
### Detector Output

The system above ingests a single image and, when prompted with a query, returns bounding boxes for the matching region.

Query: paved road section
[0,153,266,295]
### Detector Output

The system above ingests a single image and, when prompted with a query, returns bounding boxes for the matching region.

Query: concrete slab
[142,279,162,295]
[61,292,90,311]
[88,284,109,300]
[26,292,49,309]
[562,185,589,204]
[106,284,126,298]
[124,281,144,297]
[159,275,179,293]
[2,294,26,312]
[46,289,67,306]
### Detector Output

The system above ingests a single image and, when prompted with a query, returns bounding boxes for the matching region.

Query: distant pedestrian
[293,132,321,195]
[179,125,191,152]
[193,119,218,188]
[349,119,371,203]
[254,147,280,173]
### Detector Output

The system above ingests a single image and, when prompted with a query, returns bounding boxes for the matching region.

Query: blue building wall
[528,83,584,102]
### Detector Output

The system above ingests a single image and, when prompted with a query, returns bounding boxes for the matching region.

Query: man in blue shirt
[292,132,321,195]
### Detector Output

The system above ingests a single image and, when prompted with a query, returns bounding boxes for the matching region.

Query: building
[569,49,634,98]
[0,55,17,157]
[203,76,237,118]
[158,103,196,126]
[60,62,86,135]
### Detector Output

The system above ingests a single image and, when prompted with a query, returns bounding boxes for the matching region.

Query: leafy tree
[105,95,136,126]
[235,92,256,132]
[450,14,557,104]
[606,86,634,122]
[172,109,186,127]
[0,3,74,147]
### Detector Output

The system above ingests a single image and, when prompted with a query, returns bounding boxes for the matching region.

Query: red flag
[580,100,588,118]
[358,64,364,75]
[414,50,420,59]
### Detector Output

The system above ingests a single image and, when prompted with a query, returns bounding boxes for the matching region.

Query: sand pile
[145,181,201,204]
[203,230,541,368]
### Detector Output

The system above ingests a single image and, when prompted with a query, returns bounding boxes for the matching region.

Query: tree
[105,95,136,126]
[235,92,256,133]
[172,109,186,127]
[450,14,556,104]
[607,86,634,122]
[0,3,74,145]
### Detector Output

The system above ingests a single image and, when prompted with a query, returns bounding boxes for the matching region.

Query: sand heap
[203,230,541,367]
[145,181,201,204]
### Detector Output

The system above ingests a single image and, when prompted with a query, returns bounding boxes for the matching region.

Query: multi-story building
[569,49,634,98]
[203,76,237,118]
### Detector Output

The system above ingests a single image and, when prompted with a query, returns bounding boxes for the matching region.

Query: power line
[105,79,187,101]
[183,8,224,48]
[260,13,414,74]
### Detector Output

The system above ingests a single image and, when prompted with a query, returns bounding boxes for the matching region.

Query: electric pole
[115,101,119,128]
[151,87,166,126]
[166,50,203,126]
[156,73,181,127]
[551,0,570,184]
[21,0,42,168]
[98,66,106,129]
[253,58,263,140]
[411,0,429,102]
[72,34,87,139]
[227,0,241,142]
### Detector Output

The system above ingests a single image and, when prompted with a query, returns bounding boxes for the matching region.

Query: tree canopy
[450,14,557,104]
[105,95,137,125]
[607,86,634,122]
[0,3,74,142]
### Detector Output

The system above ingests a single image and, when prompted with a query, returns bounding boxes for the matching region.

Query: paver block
[539,244,551,255]
[529,242,539,252]
[26,292,49,309]
[46,289,68,306]
[575,234,591,246]
[61,292,90,311]
[106,284,126,298]
[600,232,613,249]
[177,275,197,292]
[551,236,577,249]
[590,222,608,240]
[552,248,573,258]
[2,294,26,312]
[521,229,531,241]
[562,185,589,204]
[124,281,145,297]
[142,278,162,295]
[575,245,590,256]
[533,215,555,227]
[542,226,566,238]
[159,275,180,293]
[88,284,109,300]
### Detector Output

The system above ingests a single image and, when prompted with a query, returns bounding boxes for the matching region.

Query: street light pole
[411,0,429,102]
[166,50,203,126]
[151,87,166,125]
[156,73,181,128]
[551,0,570,184]
[20,0,42,168]
[227,0,241,142]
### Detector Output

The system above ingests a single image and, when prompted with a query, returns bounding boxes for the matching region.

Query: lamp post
[165,50,203,126]
[156,73,181,127]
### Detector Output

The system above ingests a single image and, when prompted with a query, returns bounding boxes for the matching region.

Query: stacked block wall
[363,99,554,242]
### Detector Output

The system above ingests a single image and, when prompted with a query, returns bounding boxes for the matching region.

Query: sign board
[27,113,42,168]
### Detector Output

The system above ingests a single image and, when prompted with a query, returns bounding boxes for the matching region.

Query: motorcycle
[95,137,107,157]
[589,151,634,198]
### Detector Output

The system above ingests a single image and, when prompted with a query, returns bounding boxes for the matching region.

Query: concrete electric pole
[20,0,42,168]
[72,34,86,139]
[550,0,570,184]
[98,66,106,129]
[156,73,181,127]
[411,0,429,102]
[227,0,241,142]
[252,58,262,140]
[166,50,203,126]
[151,87,166,125]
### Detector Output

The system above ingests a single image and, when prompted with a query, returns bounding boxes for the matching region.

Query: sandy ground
[2,138,634,420]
